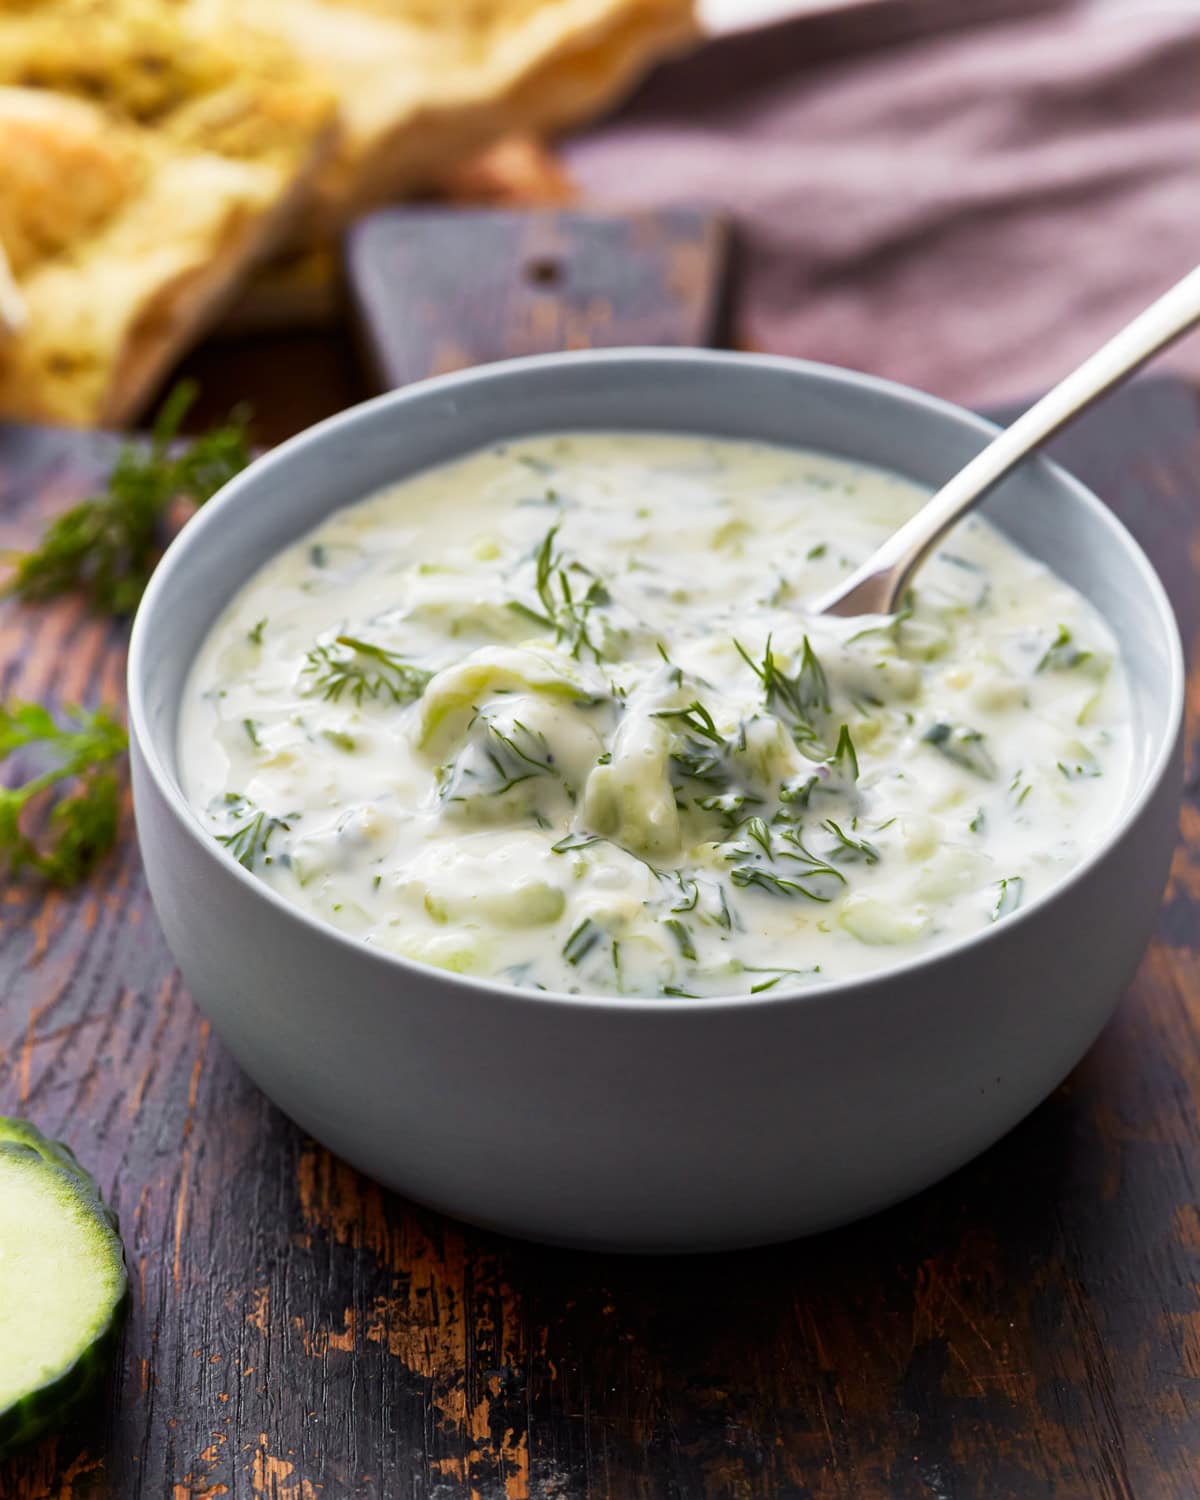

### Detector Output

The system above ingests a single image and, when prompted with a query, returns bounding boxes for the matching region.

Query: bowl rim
[128,347,1186,1015]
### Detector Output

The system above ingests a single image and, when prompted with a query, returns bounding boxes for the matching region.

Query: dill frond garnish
[729,867,825,900]
[831,724,860,782]
[1057,748,1102,781]
[563,917,605,966]
[991,876,1025,921]
[726,818,846,903]
[652,700,724,745]
[821,819,880,864]
[743,964,821,993]
[303,635,432,706]
[551,831,605,855]
[5,381,251,614]
[438,711,565,808]
[847,608,911,645]
[653,699,733,789]
[1036,625,1093,674]
[663,870,699,912]
[479,717,554,794]
[215,799,293,870]
[663,917,697,961]
[735,634,828,740]
[779,771,819,808]
[508,525,610,661]
[0,702,127,885]
[923,721,995,778]
[696,789,763,826]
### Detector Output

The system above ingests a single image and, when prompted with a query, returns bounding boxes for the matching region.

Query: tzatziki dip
[179,432,1133,999]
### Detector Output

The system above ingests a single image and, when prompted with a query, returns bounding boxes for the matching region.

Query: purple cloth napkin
[566,4,1200,406]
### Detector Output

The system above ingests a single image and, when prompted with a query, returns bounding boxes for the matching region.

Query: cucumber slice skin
[0,1120,129,1458]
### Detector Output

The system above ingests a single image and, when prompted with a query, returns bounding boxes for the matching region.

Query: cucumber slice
[0,1118,127,1456]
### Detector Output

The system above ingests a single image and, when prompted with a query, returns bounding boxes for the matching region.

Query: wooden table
[1,349,1197,1499]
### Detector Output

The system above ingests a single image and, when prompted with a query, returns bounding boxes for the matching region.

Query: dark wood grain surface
[0,351,1197,1498]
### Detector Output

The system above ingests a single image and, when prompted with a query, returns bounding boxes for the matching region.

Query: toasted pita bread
[0,1,335,425]
[0,242,25,339]
[221,0,696,240]
[0,0,695,419]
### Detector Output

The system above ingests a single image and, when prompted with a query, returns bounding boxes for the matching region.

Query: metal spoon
[812,264,1200,618]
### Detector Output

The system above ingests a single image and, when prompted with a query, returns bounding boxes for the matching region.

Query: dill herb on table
[5,381,252,614]
[0,702,127,885]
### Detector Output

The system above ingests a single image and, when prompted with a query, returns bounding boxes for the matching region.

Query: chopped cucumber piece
[0,1118,127,1456]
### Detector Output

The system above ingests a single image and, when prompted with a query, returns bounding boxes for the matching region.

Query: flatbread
[0,241,25,339]
[218,0,697,240]
[0,0,695,422]
[0,1,335,425]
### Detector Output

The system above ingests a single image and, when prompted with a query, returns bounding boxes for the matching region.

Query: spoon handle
[815,263,1200,617]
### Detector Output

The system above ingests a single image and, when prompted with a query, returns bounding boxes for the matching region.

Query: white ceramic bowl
[129,351,1184,1252]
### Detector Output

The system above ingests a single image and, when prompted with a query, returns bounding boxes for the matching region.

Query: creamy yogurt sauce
[179,432,1133,999]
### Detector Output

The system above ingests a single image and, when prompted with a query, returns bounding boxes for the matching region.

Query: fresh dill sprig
[441,714,559,801]
[742,816,774,858]
[726,818,846,902]
[831,724,860,782]
[663,917,697,961]
[303,635,432,706]
[743,964,821,993]
[653,699,733,788]
[652,700,724,745]
[730,867,829,900]
[847,609,911,646]
[1036,625,1093,674]
[695,789,763,826]
[779,771,819,808]
[663,870,700,912]
[991,876,1025,921]
[5,381,251,614]
[735,634,827,740]
[923,721,995,779]
[215,800,293,870]
[1057,749,1102,781]
[563,917,605,966]
[0,702,127,885]
[508,525,610,661]
[551,831,605,855]
[821,819,880,864]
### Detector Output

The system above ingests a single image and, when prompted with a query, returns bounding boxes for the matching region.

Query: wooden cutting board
[346,206,730,388]
[1,212,1198,1499]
